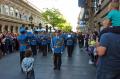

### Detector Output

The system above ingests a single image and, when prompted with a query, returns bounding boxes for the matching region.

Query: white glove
[52,48,54,53]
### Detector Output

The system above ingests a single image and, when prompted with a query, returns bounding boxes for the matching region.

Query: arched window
[10,7,14,16]
[4,5,9,15]
[15,9,19,18]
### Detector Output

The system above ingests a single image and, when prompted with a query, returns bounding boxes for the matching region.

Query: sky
[27,0,80,32]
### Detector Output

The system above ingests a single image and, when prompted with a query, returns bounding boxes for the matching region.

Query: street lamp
[49,26,52,33]
[45,25,48,32]
[29,15,33,29]
[39,23,42,30]
[47,15,54,32]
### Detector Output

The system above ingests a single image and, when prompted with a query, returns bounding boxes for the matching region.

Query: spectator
[103,2,120,27]
[21,49,34,79]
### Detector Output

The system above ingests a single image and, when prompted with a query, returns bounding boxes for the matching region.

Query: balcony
[0,13,29,24]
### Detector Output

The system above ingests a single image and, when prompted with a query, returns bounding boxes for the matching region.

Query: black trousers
[67,45,73,57]
[53,53,61,69]
[79,41,84,48]
[48,43,51,52]
[8,45,12,53]
[20,52,25,63]
[41,45,47,56]
[31,45,37,56]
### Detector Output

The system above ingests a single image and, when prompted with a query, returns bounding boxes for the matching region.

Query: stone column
[2,25,5,32]
[16,26,18,33]
[13,26,16,33]
[1,4,4,14]
[8,25,11,32]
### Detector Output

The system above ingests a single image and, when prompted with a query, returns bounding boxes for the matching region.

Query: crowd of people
[17,26,81,78]
[0,32,19,58]
[0,1,120,79]
[0,25,99,79]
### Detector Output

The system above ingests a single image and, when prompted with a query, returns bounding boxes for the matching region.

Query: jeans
[96,71,120,79]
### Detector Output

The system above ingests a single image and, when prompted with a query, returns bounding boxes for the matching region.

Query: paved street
[0,44,96,79]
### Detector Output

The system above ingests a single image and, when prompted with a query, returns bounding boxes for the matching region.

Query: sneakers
[89,59,94,64]
[53,67,61,70]
[53,67,57,70]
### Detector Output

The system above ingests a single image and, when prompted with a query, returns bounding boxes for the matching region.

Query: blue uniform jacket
[66,37,74,46]
[40,35,48,45]
[17,34,27,52]
[51,36,64,54]
[28,34,37,46]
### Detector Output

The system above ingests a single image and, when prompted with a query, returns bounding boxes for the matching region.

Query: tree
[41,8,72,32]
[62,23,72,32]
[41,8,66,29]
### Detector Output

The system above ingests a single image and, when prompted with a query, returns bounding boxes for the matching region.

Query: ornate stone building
[0,0,46,33]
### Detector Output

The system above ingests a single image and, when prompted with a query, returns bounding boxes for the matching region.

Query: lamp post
[46,25,48,33]
[29,15,33,29]
[39,23,42,30]
[47,15,54,32]
[49,26,52,33]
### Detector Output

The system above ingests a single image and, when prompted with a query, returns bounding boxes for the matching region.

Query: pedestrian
[96,27,120,79]
[27,31,37,56]
[88,38,96,64]
[66,33,74,57]
[40,32,48,56]
[17,27,27,63]
[51,30,64,70]
[84,33,89,51]
[21,49,34,79]
[78,32,84,48]
[96,3,120,78]
[98,2,120,42]
[100,2,120,38]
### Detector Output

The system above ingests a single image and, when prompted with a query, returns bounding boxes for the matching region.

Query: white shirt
[21,57,34,72]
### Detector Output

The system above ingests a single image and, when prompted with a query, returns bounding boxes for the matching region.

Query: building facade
[78,0,120,32]
[0,0,46,33]
[86,0,120,32]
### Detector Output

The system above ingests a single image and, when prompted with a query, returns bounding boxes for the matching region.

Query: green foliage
[42,8,66,27]
[41,8,72,32]
[62,23,72,32]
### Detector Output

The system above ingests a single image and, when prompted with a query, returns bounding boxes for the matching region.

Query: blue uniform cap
[27,32,32,35]
[19,28,26,33]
